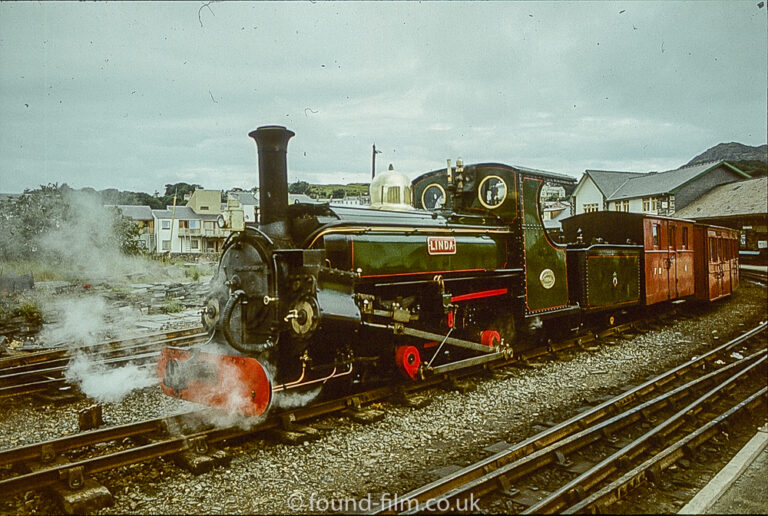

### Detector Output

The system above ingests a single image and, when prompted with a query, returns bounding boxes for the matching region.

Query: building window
[191,239,199,250]
[200,205,209,211]
[682,227,689,249]
[614,203,621,211]
[651,197,659,212]
[204,221,214,230]
[642,198,650,212]
[189,220,200,229]
[162,239,170,251]
[622,200,629,212]
[161,220,170,230]
[583,203,599,213]
[652,224,659,247]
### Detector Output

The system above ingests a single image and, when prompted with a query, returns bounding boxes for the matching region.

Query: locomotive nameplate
[427,236,457,255]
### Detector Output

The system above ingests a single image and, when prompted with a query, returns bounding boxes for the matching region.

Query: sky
[0,1,766,194]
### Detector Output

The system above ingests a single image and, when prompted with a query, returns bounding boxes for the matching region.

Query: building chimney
[248,125,295,242]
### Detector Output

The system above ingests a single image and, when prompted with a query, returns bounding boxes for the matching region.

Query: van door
[668,223,678,299]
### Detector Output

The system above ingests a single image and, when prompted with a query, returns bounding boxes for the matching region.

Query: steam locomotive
[158,125,739,417]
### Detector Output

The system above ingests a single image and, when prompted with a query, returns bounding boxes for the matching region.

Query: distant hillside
[686,142,768,165]
[686,142,768,178]
[288,181,369,198]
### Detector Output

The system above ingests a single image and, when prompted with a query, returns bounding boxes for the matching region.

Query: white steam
[36,190,169,282]
[65,353,157,403]
[40,296,158,403]
[272,387,321,409]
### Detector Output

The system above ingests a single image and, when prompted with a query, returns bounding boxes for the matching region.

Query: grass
[1,260,62,281]
[184,266,201,282]
[163,298,184,313]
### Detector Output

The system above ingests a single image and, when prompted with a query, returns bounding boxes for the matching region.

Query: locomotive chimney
[249,125,295,241]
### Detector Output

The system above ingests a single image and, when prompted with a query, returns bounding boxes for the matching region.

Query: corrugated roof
[584,170,645,197]
[607,161,747,200]
[675,176,768,219]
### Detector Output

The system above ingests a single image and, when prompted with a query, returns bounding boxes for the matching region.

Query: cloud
[0,2,765,193]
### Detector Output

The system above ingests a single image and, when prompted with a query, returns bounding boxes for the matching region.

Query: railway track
[0,327,206,399]
[368,321,767,514]
[0,310,681,504]
[740,266,768,285]
[0,311,762,513]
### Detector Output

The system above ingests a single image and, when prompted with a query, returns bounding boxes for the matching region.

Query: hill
[686,142,768,177]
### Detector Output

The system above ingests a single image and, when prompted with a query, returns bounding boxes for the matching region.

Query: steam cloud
[65,354,157,403]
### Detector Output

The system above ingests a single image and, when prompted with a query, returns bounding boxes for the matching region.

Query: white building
[571,161,750,216]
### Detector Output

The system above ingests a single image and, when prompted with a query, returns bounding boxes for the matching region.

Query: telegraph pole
[372,143,382,179]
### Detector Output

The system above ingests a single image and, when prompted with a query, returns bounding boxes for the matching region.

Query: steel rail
[0,327,205,370]
[0,343,194,387]
[2,321,761,503]
[0,331,207,377]
[397,349,767,515]
[369,322,767,514]
[0,371,457,498]
[524,353,767,513]
[566,385,767,514]
[0,331,207,398]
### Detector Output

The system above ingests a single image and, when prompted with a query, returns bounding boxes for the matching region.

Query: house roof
[152,206,220,220]
[228,191,259,205]
[674,176,768,219]
[607,161,749,201]
[512,165,577,184]
[544,206,572,230]
[113,205,153,220]
[583,170,645,198]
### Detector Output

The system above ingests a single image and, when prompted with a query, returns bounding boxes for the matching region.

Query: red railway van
[694,224,740,301]
[642,216,696,305]
[561,212,696,306]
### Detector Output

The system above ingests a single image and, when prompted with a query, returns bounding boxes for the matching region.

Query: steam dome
[370,164,412,211]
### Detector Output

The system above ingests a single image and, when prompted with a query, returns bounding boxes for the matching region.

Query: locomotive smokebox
[249,125,295,241]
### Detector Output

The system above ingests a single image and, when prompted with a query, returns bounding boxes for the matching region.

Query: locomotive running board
[363,322,496,354]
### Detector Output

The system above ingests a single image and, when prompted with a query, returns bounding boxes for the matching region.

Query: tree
[163,182,202,197]
[331,188,345,199]
[288,181,310,194]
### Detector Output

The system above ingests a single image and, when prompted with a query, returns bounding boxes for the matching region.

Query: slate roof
[583,170,645,197]
[607,161,749,201]
[152,206,220,220]
[112,205,153,221]
[675,176,768,219]
[228,191,259,205]
[544,206,572,230]
[225,191,318,207]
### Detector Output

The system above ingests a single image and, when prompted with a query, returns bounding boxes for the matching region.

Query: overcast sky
[0,1,766,194]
